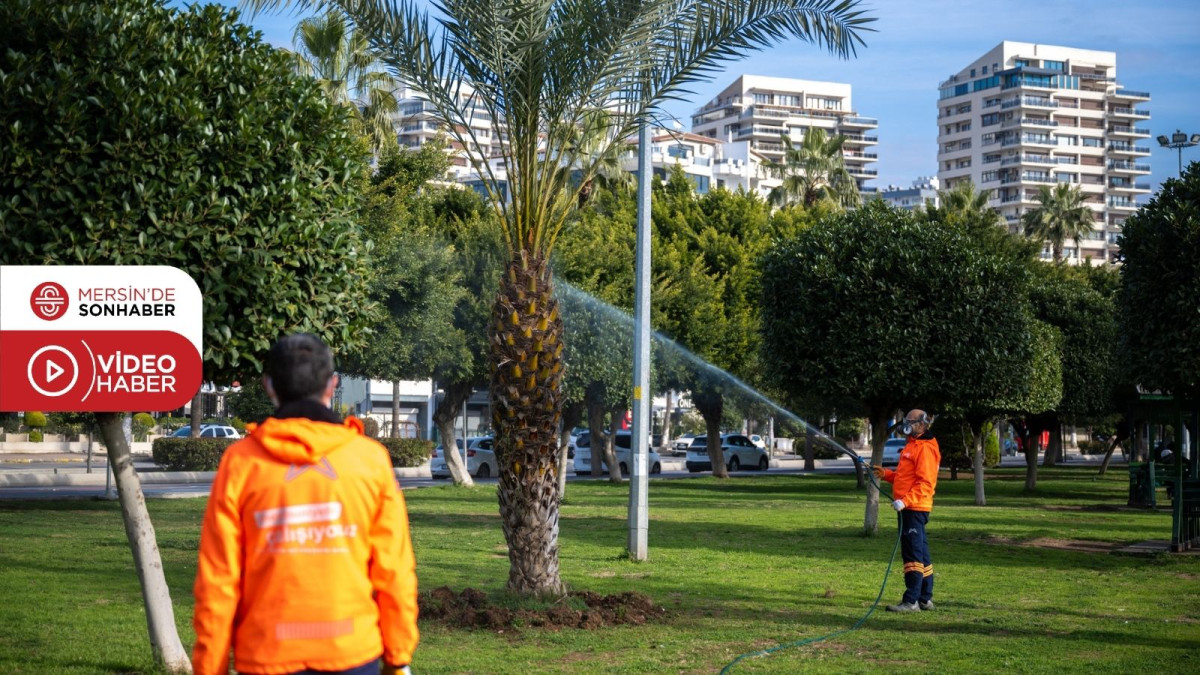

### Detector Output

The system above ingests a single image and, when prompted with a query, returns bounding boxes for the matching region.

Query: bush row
[151,436,433,471]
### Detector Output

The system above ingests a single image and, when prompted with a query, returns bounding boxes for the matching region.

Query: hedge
[380,438,433,468]
[152,438,236,471]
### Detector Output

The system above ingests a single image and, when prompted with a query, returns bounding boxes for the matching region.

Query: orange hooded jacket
[192,415,418,675]
[881,435,941,512]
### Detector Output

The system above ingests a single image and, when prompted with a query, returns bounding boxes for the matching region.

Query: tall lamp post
[1157,130,1200,176]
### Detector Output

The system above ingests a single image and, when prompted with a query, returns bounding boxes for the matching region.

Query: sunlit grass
[1,467,1197,673]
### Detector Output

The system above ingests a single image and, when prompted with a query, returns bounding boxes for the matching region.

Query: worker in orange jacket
[873,409,940,613]
[193,334,418,675]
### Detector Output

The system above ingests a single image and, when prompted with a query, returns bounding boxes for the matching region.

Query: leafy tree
[252,0,873,597]
[227,378,276,426]
[0,1,372,667]
[1118,161,1200,400]
[761,201,1040,531]
[288,9,401,154]
[340,143,468,456]
[764,127,859,208]
[1028,264,1118,469]
[1022,183,1095,263]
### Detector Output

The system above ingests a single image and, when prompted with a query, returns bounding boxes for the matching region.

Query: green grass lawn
[1,467,1198,673]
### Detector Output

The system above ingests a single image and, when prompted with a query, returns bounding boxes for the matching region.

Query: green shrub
[1078,439,1107,454]
[983,422,1001,468]
[23,411,47,430]
[230,418,247,433]
[362,417,380,439]
[43,412,90,437]
[156,416,189,432]
[227,379,275,425]
[936,417,973,477]
[132,413,156,441]
[152,437,236,471]
[379,438,433,468]
[1,413,20,433]
[29,430,43,443]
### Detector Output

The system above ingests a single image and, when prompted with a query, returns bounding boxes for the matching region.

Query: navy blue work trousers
[900,509,933,605]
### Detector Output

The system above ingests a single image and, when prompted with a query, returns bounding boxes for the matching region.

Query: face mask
[900,420,917,436]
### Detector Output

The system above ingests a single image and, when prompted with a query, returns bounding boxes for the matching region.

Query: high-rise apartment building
[936,42,1151,263]
[690,75,878,196]
[393,83,509,180]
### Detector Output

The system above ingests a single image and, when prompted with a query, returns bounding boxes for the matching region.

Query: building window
[753,93,771,104]
[970,68,976,77]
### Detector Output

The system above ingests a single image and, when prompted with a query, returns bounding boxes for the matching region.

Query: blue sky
[181,1,1199,191]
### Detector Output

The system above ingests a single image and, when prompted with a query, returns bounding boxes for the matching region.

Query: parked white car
[749,434,768,450]
[170,424,241,439]
[686,433,769,472]
[861,438,905,468]
[431,436,496,478]
[574,431,662,476]
[671,433,702,456]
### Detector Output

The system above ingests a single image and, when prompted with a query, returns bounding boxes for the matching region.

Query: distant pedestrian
[873,409,941,613]
[193,333,418,675]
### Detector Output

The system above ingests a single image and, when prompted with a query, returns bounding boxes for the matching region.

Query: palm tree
[935,179,1001,227]
[764,127,859,208]
[288,10,400,153]
[250,0,873,597]
[1022,183,1095,263]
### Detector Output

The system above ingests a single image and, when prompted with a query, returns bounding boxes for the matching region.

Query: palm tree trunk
[95,413,190,673]
[189,389,202,438]
[490,253,565,597]
[432,381,475,487]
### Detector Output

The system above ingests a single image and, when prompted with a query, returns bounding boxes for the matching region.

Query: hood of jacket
[247,414,365,465]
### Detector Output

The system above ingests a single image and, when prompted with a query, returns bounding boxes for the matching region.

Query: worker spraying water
[872,409,941,613]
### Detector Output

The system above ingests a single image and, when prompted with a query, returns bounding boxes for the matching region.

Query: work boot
[919,600,935,611]
[885,601,920,612]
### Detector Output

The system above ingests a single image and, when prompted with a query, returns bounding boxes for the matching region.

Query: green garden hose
[719,455,903,673]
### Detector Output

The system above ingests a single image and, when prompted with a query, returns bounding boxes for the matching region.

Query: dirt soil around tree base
[418,586,667,631]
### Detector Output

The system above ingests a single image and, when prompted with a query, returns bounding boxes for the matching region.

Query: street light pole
[1156,130,1200,177]
[628,122,652,561]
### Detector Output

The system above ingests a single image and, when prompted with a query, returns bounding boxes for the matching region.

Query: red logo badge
[30,282,69,320]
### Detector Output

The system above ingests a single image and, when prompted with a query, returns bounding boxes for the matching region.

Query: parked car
[574,431,662,476]
[749,434,768,450]
[881,438,905,467]
[430,436,496,478]
[686,433,769,472]
[671,433,702,456]
[170,424,241,439]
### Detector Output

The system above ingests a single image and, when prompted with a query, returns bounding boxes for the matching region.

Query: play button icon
[27,345,80,397]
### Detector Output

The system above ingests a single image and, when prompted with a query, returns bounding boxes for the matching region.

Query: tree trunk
[1023,438,1039,492]
[1098,421,1130,476]
[1042,418,1061,466]
[661,391,673,452]
[391,380,401,438]
[557,402,584,500]
[489,253,565,597]
[95,412,191,673]
[189,389,202,438]
[586,399,608,479]
[605,406,623,483]
[972,421,986,506]
[806,420,816,468]
[432,381,474,487]
[863,408,891,536]
[692,390,727,478]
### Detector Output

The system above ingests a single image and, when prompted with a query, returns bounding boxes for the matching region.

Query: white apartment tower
[393,83,510,180]
[936,42,1151,263]
[690,75,879,196]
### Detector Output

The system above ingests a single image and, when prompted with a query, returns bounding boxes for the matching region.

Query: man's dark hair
[266,333,334,404]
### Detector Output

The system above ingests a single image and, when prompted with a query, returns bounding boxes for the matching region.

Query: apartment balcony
[848,167,878,177]
[1001,96,1057,110]
[1107,160,1151,173]
[1107,143,1151,157]
[1108,125,1151,137]
[1109,180,1151,193]
[841,134,878,147]
[736,125,788,140]
[1111,89,1151,101]
[1110,107,1151,118]
[841,116,878,128]
[1002,117,1058,129]
[1107,197,1138,210]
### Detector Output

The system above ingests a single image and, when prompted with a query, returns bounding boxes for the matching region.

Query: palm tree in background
[1022,183,1095,263]
[249,0,874,597]
[288,10,400,153]
[936,179,1001,225]
[764,127,859,208]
